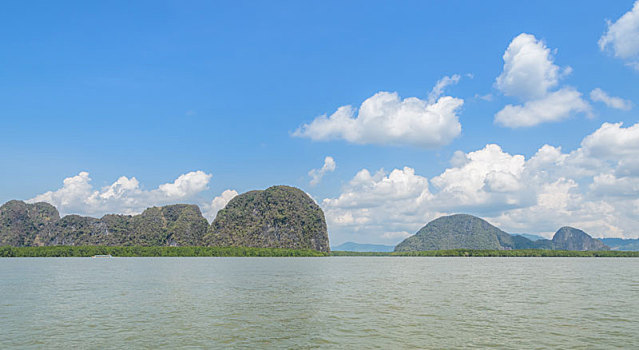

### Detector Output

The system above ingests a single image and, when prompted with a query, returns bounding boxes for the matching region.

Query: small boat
[91,254,113,258]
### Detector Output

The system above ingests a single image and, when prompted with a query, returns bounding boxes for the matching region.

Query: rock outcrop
[0,200,59,246]
[552,226,609,251]
[0,201,208,246]
[206,185,330,252]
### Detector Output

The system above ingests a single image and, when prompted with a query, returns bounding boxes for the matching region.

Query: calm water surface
[1,257,638,349]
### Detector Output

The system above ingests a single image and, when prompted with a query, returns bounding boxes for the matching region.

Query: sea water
[1,257,638,349]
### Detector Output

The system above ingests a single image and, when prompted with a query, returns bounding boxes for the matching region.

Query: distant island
[0,185,330,252]
[395,214,609,252]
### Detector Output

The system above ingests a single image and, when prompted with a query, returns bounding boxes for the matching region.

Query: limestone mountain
[394,214,605,252]
[0,200,59,246]
[552,226,609,251]
[394,214,517,251]
[0,201,208,246]
[206,185,330,252]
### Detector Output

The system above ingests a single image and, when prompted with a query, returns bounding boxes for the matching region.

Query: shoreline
[2,246,639,257]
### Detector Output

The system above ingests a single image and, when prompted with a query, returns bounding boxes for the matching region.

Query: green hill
[395,214,606,252]
[394,214,513,251]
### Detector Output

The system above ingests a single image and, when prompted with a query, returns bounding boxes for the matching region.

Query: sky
[2,1,639,245]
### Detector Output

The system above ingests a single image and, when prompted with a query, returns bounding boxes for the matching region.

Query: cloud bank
[28,170,236,221]
[323,122,639,244]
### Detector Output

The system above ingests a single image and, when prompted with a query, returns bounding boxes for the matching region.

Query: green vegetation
[332,249,639,257]
[0,246,328,257]
[206,185,330,252]
[3,246,637,257]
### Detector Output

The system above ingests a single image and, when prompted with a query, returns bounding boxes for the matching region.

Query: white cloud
[581,122,639,158]
[599,1,639,70]
[590,88,632,110]
[428,74,461,103]
[322,167,435,243]
[496,33,560,100]
[381,231,412,240]
[494,34,590,128]
[308,156,336,186]
[201,189,239,221]
[29,171,213,217]
[495,88,591,128]
[322,121,639,243]
[293,76,463,148]
[431,144,525,204]
[158,171,212,198]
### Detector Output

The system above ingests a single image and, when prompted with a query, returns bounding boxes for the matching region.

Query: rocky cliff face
[0,200,60,246]
[0,201,208,246]
[206,186,330,252]
[552,227,609,251]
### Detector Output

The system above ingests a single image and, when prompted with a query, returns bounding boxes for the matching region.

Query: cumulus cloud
[581,122,639,158]
[323,122,639,243]
[599,1,639,70]
[494,33,590,127]
[496,33,560,100]
[495,88,591,128]
[201,189,239,221]
[29,171,213,217]
[322,167,435,244]
[590,88,632,110]
[293,76,463,148]
[308,156,336,186]
[430,144,527,207]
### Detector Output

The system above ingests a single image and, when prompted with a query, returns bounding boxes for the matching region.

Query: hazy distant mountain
[205,186,330,252]
[395,214,609,252]
[600,238,639,251]
[331,242,394,252]
[512,233,546,241]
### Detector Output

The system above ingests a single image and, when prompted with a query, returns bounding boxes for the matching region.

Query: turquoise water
[1,257,638,349]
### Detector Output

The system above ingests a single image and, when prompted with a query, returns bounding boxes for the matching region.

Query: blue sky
[2,1,639,244]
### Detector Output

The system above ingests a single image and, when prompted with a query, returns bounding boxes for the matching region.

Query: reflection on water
[1,257,638,349]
